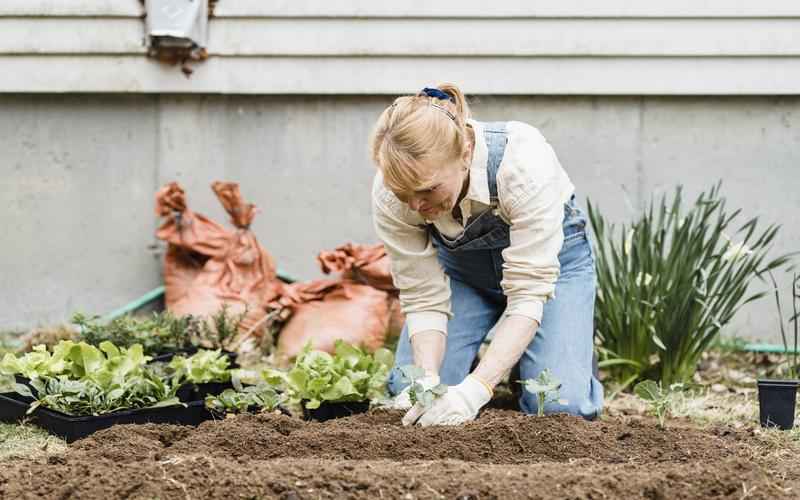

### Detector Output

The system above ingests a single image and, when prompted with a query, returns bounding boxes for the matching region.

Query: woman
[370,83,603,426]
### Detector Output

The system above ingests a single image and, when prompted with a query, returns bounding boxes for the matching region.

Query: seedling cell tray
[13,375,34,392]
[177,381,235,402]
[0,392,215,442]
[302,401,370,422]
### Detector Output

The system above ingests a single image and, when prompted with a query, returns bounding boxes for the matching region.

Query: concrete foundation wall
[2,95,798,342]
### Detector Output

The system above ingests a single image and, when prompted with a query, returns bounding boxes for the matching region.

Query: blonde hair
[370,82,472,196]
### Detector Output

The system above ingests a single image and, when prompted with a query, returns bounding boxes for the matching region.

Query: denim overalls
[387,122,604,419]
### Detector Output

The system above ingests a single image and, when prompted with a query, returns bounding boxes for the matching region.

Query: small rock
[456,492,479,500]
[711,383,728,393]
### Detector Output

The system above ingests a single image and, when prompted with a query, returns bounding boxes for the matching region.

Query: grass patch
[0,421,66,460]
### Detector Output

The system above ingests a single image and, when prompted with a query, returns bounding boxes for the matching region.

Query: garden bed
[0,409,797,499]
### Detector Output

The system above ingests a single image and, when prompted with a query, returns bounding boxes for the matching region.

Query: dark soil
[0,409,797,499]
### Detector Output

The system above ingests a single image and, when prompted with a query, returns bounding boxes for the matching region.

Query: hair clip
[431,103,456,121]
[421,87,454,102]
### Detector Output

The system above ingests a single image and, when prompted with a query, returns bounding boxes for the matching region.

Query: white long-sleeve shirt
[372,119,575,337]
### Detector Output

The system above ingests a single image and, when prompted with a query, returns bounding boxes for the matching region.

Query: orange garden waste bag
[318,242,395,291]
[318,242,404,341]
[155,181,283,351]
[272,279,391,366]
[274,243,405,365]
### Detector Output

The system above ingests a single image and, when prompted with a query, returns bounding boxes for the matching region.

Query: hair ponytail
[436,82,471,129]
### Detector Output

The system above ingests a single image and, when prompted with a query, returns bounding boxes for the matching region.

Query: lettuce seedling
[0,341,80,379]
[169,349,231,384]
[9,341,181,416]
[263,340,394,409]
[205,383,283,414]
[521,369,563,417]
[634,379,684,428]
[396,365,448,408]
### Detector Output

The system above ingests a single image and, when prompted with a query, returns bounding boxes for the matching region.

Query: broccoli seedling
[634,379,684,428]
[397,365,447,409]
[520,369,563,417]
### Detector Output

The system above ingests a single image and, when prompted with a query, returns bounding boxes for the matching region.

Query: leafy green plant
[589,184,794,388]
[520,369,563,417]
[634,379,685,428]
[16,373,180,417]
[8,341,181,416]
[169,349,231,384]
[263,340,394,409]
[205,383,283,414]
[396,365,448,408]
[1,341,79,379]
[72,312,194,356]
[768,271,800,379]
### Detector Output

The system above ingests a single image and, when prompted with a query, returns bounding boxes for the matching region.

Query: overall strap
[481,122,509,206]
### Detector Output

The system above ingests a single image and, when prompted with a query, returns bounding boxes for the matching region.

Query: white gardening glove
[390,374,441,410]
[402,375,492,426]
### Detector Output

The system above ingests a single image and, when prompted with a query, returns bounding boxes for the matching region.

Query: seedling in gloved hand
[521,369,564,417]
[398,365,448,409]
[634,379,684,429]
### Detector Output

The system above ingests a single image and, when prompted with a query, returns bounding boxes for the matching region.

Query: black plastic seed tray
[0,392,216,442]
[176,381,234,402]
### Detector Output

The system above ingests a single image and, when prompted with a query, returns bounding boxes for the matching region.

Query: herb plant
[72,312,194,356]
[263,340,394,410]
[589,184,793,388]
[396,365,448,408]
[192,304,247,351]
[520,369,563,417]
[634,379,685,429]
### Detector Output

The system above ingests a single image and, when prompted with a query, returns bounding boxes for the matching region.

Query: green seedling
[263,340,394,410]
[8,340,181,416]
[205,383,283,414]
[520,369,563,417]
[169,349,231,385]
[634,379,685,428]
[397,365,448,409]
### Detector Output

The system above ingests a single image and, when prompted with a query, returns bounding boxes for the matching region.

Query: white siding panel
[2,55,799,95]
[1,0,799,94]
[0,19,145,54]
[1,0,141,17]
[208,18,800,57]
[4,0,800,18]
[2,18,799,57]
[215,0,800,18]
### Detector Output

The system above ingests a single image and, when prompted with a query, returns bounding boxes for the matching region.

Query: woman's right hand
[390,374,441,410]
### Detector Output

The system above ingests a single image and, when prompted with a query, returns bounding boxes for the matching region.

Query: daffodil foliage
[588,184,793,387]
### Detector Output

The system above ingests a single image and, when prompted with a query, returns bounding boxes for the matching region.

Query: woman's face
[392,159,468,220]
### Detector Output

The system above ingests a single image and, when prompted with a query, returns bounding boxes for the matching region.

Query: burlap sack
[273,279,390,366]
[155,181,283,351]
[318,242,404,340]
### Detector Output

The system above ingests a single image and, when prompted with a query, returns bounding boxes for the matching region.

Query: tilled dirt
[0,409,797,499]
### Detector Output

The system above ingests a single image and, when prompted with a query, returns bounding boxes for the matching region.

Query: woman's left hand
[402,375,492,426]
